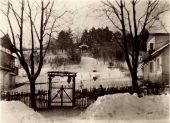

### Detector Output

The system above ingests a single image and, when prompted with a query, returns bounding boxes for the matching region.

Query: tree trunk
[131,70,139,94]
[30,78,36,111]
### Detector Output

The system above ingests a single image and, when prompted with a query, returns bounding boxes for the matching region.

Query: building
[143,33,170,85]
[0,34,18,91]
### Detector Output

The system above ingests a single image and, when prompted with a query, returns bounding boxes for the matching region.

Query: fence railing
[1,84,168,109]
[0,90,48,109]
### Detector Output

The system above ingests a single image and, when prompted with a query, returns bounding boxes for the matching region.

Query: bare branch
[103,8,122,31]
[43,0,54,31]
[124,3,133,38]
[42,18,57,60]
[10,4,21,28]
[27,0,35,75]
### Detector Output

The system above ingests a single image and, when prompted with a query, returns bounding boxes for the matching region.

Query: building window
[156,58,160,70]
[150,43,154,50]
[150,62,154,73]
[11,58,15,69]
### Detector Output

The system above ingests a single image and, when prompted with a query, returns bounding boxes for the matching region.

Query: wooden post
[48,76,52,108]
[72,76,76,107]
[61,85,63,107]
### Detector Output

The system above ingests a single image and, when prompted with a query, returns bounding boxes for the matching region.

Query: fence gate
[47,71,76,108]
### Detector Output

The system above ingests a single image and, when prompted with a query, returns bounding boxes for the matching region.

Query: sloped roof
[151,42,170,56]
[0,34,13,50]
[144,43,169,62]
[79,44,89,48]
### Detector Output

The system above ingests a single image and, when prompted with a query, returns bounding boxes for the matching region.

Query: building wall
[0,50,15,69]
[143,45,169,85]
[143,54,162,83]
[147,37,155,51]
[155,35,170,50]
[0,70,15,91]
[0,48,16,91]
[147,34,170,51]
[143,33,169,84]
[161,46,169,84]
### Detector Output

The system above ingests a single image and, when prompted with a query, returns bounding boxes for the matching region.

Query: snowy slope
[15,56,131,91]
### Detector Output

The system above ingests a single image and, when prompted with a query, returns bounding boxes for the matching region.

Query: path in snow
[39,107,85,120]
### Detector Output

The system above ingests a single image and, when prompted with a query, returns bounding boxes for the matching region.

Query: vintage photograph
[0,0,169,123]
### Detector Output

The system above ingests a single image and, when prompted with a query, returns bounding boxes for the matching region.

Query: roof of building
[143,42,169,62]
[0,34,13,50]
[79,44,89,48]
[149,32,170,36]
[149,26,170,34]
[151,42,170,56]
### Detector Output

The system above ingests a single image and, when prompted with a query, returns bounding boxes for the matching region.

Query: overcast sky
[0,0,170,37]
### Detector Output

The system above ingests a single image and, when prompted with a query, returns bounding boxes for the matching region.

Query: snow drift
[0,94,169,123]
[0,101,47,123]
[82,93,169,120]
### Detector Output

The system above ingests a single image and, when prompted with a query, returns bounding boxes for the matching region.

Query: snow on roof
[149,26,170,34]
[79,44,89,48]
[0,33,13,50]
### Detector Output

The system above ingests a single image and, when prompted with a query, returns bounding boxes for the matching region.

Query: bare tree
[101,0,169,94]
[1,0,69,110]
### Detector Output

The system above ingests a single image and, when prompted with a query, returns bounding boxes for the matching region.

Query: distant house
[143,33,170,85]
[0,34,18,91]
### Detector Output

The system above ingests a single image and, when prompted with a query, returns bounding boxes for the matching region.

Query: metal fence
[1,84,168,109]
[0,90,48,109]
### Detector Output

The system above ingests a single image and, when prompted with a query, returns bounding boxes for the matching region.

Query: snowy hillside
[15,56,131,91]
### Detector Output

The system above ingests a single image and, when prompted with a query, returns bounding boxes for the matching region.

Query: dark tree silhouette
[2,0,68,110]
[57,29,73,51]
[102,0,169,94]
[80,27,124,61]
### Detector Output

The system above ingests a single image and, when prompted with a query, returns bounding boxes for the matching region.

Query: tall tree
[57,29,73,51]
[80,27,124,61]
[101,0,169,94]
[2,0,68,110]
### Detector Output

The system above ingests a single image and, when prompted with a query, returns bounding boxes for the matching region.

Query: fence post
[72,76,76,107]
[61,85,63,107]
[48,76,52,108]
[7,92,10,101]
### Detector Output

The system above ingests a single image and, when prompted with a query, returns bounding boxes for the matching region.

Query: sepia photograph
[0,0,170,123]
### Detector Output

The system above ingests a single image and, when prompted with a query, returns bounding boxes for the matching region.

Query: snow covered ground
[15,56,132,92]
[0,101,46,123]
[0,93,169,123]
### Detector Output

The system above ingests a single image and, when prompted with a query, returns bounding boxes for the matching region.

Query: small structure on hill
[79,44,89,53]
